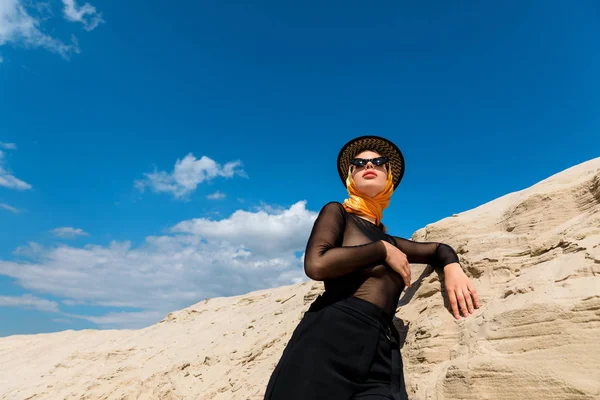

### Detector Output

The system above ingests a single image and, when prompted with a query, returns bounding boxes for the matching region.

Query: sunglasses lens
[373,157,388,166]
[350,159,365,167]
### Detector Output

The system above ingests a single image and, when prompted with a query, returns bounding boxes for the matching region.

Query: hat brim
[337,135,405,190]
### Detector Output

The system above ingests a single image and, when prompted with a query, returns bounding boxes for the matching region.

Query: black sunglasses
[349,156,389,167]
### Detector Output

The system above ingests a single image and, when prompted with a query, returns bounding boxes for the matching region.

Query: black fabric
[304,201,460,316]
[264,201,460,399]
[263,295,409,400]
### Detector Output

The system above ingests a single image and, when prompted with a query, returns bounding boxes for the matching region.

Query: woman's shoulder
[318,201,347,216]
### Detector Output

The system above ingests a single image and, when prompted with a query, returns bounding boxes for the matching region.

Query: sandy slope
[1,157,599,400]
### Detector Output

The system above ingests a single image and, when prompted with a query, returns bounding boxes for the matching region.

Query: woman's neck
[356,215,377,225]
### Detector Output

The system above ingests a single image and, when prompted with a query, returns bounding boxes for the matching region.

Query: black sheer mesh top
[304,201,459,316]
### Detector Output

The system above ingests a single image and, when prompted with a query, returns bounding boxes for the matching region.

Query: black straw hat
[337,135,405,189]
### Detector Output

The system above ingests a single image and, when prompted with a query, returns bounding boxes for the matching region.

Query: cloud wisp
[135,153,247,200]
[0,0,102,60]
[0,294,60,313]
[0,147,32,190]
[0,142,17,150]
[206,191,226,200]
[0,203,20,213]
[50,227,89,239]
[0,0,80,59]
[62,0,104,31]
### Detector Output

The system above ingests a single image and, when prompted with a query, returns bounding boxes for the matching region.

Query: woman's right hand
[381,240,412,287]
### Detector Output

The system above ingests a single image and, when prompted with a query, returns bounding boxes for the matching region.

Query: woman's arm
[303,202,388,281]
[391,235,480,319]
[389,236,460,270]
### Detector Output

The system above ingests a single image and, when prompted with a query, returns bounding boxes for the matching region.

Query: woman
[264,136,480,400]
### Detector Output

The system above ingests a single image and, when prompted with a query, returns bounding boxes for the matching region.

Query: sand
[2,157,599,400]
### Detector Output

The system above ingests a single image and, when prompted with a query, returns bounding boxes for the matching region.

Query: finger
[468,282,481,308]
[401,264,411,287]
[456,291,469,317]
[463,287,474,314]
[391,262,408,286]
[447,289,459,319]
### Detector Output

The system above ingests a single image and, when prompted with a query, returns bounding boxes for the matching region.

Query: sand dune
[2,158,599,400]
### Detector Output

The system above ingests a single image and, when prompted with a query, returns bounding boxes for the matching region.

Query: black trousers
[264,295,409,400]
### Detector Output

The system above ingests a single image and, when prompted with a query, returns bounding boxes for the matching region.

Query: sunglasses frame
[349,156,389,168]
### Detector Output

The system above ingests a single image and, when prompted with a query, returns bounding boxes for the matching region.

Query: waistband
[308,294,397,337]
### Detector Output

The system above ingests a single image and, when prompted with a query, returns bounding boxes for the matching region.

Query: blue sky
[1,1,599,336]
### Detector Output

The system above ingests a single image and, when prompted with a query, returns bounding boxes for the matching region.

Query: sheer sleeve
[304,202,387,281]
[391,236,460,270]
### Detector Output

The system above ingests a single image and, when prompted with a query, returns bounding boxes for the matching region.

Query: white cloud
[0,294,60,313]
[32,2,53,19]
[171,200,317,257]
[0,203,20,213]
[12,241,44,259]
[0,142,17,149]
[62,0,103,31]
[62,299,86,306]
[0,149,32,190]
[206,190,226,200]
[0,166,31,189]
[0,0,80,59]
[135,153,247,200]
[0,201,318,329]
[50,226,89,239]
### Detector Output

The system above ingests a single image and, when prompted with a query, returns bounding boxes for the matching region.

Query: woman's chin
[356,184,385,197]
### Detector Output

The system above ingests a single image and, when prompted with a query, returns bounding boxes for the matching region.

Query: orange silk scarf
[342,166,394,226]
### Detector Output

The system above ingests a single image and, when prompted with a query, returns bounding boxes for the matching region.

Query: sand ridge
[2,157,599,399]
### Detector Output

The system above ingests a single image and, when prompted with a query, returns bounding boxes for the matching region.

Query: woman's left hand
[443,262,480,319]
